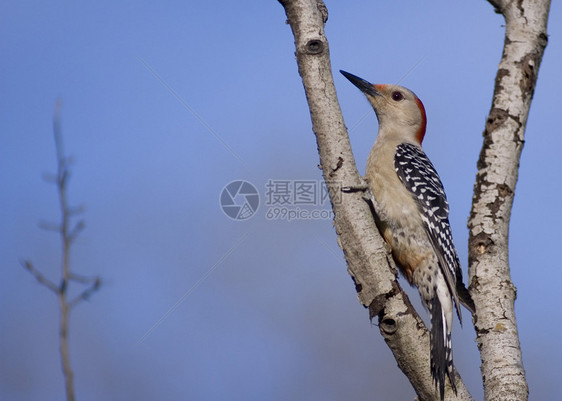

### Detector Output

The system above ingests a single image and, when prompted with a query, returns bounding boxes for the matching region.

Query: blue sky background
[2,1,561,400]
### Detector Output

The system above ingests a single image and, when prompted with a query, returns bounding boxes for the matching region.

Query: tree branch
[21,260,59,294]
[278,1,472,399]
[21,99,102,401]
[67,220,85,244]
[69,277,101,309]
[469,1,551,400]
[54,99,76,401]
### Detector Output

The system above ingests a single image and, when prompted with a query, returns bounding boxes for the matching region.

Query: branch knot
[304,39,324,55]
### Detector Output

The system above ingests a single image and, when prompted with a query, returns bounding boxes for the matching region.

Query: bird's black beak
[340,70,380,97]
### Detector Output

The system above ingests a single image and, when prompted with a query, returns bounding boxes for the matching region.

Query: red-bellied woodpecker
[341,70,475,400]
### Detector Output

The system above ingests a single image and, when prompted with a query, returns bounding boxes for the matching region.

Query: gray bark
[468,1,551,401]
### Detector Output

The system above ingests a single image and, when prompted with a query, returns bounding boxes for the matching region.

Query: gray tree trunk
[468,1,550,400]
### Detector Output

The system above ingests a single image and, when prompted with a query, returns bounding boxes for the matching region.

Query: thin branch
[277,1,471,399]
[468,1,551,401]
[21,260,59,294]
[52,98,76,401]
[21,99,102,401]
[69,277,101,309]
[67,220,85,244]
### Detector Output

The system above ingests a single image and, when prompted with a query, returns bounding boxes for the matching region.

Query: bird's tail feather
[430,295,456,400]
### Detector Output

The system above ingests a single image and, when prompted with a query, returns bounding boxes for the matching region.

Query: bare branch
[468,1,551,400]
[51,99,77,401]
[68,220,85,244]
[21,99,101,401]
[278,1,471,399]
[69,277,101,309]
[21,260,59,294]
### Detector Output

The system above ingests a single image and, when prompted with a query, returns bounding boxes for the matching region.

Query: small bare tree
[277,0,550,400]
[22,100,101,401]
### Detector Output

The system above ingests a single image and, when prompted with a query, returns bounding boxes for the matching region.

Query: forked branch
[21,100,102,401]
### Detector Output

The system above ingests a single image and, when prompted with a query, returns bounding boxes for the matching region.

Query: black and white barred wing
[394,142,463,321]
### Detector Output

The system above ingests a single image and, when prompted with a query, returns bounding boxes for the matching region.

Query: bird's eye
[392,91,404,101]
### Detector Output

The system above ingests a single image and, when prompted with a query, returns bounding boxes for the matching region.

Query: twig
[21,260,59,294]
[69,277,101,309]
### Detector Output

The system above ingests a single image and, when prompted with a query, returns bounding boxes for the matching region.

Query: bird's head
[340,70,427,144]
